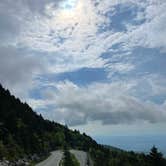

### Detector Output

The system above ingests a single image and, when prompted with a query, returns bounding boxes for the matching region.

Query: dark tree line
[90,145,166,166]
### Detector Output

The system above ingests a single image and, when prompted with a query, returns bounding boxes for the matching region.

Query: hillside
[0,84,166,166]
[0,84,99,160]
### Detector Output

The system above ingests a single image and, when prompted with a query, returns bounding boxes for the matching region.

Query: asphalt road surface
[36,150,63,166]
[36,149,93,166]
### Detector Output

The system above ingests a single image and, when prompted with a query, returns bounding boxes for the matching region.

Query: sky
[0,0,166,138]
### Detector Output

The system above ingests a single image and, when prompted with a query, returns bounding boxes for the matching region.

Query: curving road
[36,150,63,166]
[36,149,93,166]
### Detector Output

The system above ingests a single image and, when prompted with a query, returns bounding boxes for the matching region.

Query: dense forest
[0,84,166,166]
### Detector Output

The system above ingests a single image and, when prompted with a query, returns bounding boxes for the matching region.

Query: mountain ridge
[1,83,166,166]
[0,84,99,161]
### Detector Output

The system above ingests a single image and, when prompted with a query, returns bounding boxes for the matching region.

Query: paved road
[70,150,88,166]
[36,149,93,166]
[36,150,63,166]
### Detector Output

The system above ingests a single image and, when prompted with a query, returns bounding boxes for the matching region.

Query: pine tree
[149,146,164,166]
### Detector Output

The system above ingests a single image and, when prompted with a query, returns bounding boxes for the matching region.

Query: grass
[60,150,80,166]
[70,153,80,166]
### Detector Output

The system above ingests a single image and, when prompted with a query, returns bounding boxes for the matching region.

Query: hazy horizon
[94,134,166,155]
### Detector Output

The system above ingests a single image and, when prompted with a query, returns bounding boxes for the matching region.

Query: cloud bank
[31,79,166,126]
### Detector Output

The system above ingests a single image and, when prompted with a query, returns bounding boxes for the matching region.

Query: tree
[0,141,7,159]
[148,146,164,166]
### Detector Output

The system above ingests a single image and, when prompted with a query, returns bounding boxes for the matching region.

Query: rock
[0,160,10,166]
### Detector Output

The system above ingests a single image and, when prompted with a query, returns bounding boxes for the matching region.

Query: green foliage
[0,140,7,158]
[90,145,166,166]
[62,147,80,166]
[54,131,65,147]
[148,146,166,166]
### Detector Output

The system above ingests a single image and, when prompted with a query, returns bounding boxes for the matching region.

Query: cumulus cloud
[29,79,166,126]
[0,46,44,99]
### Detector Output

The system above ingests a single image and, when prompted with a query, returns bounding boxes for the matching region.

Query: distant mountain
[0,84,166,166]
[103,145,123,152]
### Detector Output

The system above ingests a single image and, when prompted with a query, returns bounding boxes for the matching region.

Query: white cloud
[1,0,165,77]
[16,0,110,73]
[20,0,166,75]
[118,0,166,52]
[0,46,44,99]
[29,79,166,126]
[106,62,135,77]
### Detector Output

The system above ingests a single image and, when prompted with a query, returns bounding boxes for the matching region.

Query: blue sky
[0,0,166,138]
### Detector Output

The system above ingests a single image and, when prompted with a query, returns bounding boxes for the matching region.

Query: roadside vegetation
[60,146,80,166]
[90,145,166,166]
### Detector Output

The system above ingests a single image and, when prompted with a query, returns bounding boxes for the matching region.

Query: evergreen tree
[148,146,165,166]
